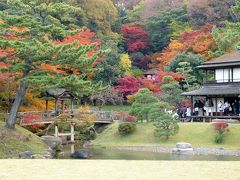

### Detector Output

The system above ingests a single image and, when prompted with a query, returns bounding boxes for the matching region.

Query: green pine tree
[130,88,172,122]
[159,76,183,108]
[0,1,101,129]
[176,61,198,91]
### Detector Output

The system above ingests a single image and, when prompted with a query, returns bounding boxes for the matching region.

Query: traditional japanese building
[143,68,159,80]
[43,88,76,116]
[182,51,240,119]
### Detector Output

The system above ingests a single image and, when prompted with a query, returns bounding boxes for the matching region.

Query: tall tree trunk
[7,82,28,129]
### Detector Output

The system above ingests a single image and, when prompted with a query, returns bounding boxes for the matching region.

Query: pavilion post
[215,97,218,116]
[71,100,74,113]
[70,123,75,143]
[54,125,59,138]
[191,96,194,116]
[61,100,64,114]
[71,144,75,154]
[45,99,49,117]
[54,99,58,114]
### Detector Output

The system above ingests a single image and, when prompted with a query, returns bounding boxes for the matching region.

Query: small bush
[114,112,136,122]
[214,133,224,144]
[212,122,229,144]
[75,123,96,141]
[118,122,136,136]
[125,115,136,122]
[213,122,229,132]
[56,121,71,133]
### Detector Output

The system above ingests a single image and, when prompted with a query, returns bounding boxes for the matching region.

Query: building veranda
[182,51,240,122]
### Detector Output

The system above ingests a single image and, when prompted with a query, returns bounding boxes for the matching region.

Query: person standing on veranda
[218,101,223,116]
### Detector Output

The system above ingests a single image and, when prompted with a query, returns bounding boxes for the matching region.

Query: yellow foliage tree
[77,0,119,34]
[120,53,132,76]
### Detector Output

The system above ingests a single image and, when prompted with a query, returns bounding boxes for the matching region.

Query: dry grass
[0,160,240,180]
[0,121,48,158]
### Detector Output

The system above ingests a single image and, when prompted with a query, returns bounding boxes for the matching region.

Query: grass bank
[92,122,240,150]
[0,120,48,158]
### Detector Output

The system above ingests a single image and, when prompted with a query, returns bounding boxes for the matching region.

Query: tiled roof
[198,51,240,69]
[45,88,75,99]
[143,68,159,75]
[182,84,240,96]
[205,51,240,64]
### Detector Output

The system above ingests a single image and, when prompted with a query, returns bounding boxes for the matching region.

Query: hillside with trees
[1,0,240,128]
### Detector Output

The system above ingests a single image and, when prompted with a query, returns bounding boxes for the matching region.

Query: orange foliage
[0,48,16,58]
[0,62,15,79]
[9,26,29,32]
[39,63,64,74]
[54,29,100,58]
[19,93,54,112]
[157,71,183,82]
[0,62,8,68]
[141,78,159,92]
[154,24,217,69]
[60,29,100,46]
[139,71,183,93]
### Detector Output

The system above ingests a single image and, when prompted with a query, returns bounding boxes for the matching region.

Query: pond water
[57,143,240,161]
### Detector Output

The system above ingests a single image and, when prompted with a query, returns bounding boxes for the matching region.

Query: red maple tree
[120,25,149,53]
[115,77,143,97]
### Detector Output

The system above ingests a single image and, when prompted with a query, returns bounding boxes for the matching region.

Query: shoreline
[99,145,240,156]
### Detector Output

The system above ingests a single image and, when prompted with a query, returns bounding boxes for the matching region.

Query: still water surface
[58,143,240,161]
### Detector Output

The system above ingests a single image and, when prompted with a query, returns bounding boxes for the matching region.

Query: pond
[57,143,240,161]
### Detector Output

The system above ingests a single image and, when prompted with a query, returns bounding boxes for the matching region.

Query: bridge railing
[1,110,117,125]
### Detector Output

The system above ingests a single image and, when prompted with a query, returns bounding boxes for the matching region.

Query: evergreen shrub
[118,122,136,136]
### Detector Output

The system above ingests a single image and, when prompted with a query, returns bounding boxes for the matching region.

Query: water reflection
[58,143,240,161]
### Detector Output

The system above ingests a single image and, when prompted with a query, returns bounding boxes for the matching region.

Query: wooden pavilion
[44,88,76,116]
[182,51,240,121]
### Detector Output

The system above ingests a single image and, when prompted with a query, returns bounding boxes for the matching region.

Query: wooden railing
[16,110,114,126]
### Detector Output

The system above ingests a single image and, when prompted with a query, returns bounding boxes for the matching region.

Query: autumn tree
[212,22,240,54]
[118,0,141,10]
[129,52,150,69]
[93,86,124,106]
[188,0,235,27]
[115,77,142,97]
[147,6,189,52]
[141,0,185,20]
[74,0,119,34]
[0,1,101,129]
[231,0,240,22]
[120,53,132,76]
[120,25,149,53]
[126,0,185,21]
[168,52,205,83]
[156,24,215,70]
[93,34,123,85]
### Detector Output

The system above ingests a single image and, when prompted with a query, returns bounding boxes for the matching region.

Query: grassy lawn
[92,122,240,150]
[0,120,48,158]
[1,160,240,180]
